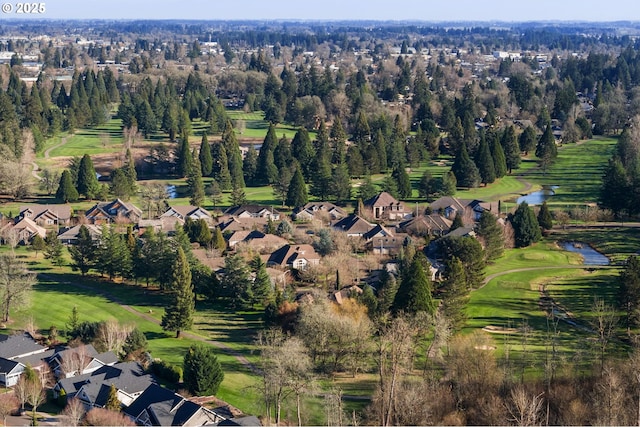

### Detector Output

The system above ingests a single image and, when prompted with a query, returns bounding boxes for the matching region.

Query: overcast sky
[5,0,640,21]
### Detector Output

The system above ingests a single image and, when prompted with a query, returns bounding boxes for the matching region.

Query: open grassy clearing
[521,137,617,207]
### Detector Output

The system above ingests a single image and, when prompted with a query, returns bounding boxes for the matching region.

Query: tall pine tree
[76,154,100,199]
[199,133,213,177]
[392,252,436,315]
[161,246,195,338]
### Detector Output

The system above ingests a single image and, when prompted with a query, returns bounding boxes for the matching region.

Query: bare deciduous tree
[62,397,86,427]
[60,345,90,378]
[0,392,18,425]
[84,407,136,426]
[0,252,36,322]
[96,320,132,354]
[507,385,544,426]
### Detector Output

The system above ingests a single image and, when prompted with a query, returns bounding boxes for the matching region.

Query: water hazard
[561,241,610,265]
[517,185,559,205]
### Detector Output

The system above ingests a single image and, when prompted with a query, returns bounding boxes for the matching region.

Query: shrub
[150,359,182,384]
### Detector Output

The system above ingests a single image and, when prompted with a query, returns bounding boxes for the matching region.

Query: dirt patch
[474,344,497,350]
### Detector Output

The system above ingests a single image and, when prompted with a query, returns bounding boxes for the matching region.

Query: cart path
[37,273,261,375]
[480,265,617,288]
[43,136,69,159]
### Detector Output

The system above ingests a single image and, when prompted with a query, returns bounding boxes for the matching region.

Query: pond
[166,185,177,199]
[561,241,610,265]
[517,185,559,206]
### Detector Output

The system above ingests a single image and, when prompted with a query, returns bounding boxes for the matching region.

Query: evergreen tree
[346,145,365,178]
[251,255,272,306]
[310,152,332,201]
[183,344,224,396]
[519,125,537,155]
[230,184,247,206]
[489,133,507,178]
[68,225,95,276]
[211,227,226,252]
[476,210,504,262]
[286,166,308,208]
[392,252,436,315]
[451,142,480,188]
[619,255,640,329]
[121,149,138,198]
[76,154,100,199]
[536,124,558,173]
[537,201,553,231]
[212,142,232,191]
[177,133,193,178]
[440,256,469,331]
[450,214,464,231]
[437,236,486,288]
[109,168,133,200]
[600,157,630,218]
[418,170,434,199]
[501,125,521,174]
[242,145,258,186]
[358,175,378,201]
[186,155,205,207]
[441,171,457,196]
[44,231,65,266]
[199,133,213,177]
[511,202,542,248]
[256,124,279,185]
[220,254,252,309]
[56,170,79,203]
[376,269,399,314]
[330,162,351,204]
[161,246,195,338]
[97,226,132,280]
[291,128,314,180]
[31,234,45,257]
[392,166,412,199]
[206,180,223,209]
[330,119,347,164]
[475,133,496,185]
[105,384,121,411]
[222,120,245,189]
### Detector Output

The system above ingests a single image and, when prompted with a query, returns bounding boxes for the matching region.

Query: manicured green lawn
[46,120,125,158]
[522,137,617,207]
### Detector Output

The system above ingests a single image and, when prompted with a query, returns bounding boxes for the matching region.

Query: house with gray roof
[57,224,103,245]
[0,332,50,386]
[47,344,118,379]
[332,214,374,237]
[53,361,157,409]
[124,383,224,426]
[161,205,212,223]
[19,204,72,227]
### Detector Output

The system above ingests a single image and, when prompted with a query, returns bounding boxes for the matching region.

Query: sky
[4,0,640,22]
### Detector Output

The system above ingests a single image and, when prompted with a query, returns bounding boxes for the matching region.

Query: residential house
[268,244,320,270]
[161,205,212,224]
[333,214,374,238]
[46,344,118,379]
[430,196,497,223]
[124,383,224,426]
[363,224,405,255]
[292,202,346,222]
[53,361,157,409]
[57,224,102,245]
[19,204,72,227]
[85,199,143,225]
[0,217,46,244]
[363,192,407,221]
[398,214,453,238]
[224,205,280,221]
[226,230,288,252]
[216,416,263,426]
[0,333,51,386]
[217,216,268,233]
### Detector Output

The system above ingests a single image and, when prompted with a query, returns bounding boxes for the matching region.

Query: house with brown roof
[333,214,374,237]
[430,196,498,223]
[224,205,280,220]
[399,214,453,238]
[161,205,212,223]
[292,202,346,222]
[85,199,143,225]
[363,192,407,221]
[227,230,288,252]
[19,204,72,227]
[217,216,268,233]
[268,244,320,270]
[0,217,46,244]
[57,224,103,245]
